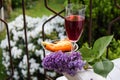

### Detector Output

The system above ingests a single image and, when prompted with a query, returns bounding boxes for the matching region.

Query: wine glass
[64,3,86,50]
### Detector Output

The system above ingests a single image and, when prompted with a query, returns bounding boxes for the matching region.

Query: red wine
[65,15,85,42]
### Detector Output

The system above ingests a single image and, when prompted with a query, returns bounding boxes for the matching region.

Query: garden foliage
[0,15,65,80]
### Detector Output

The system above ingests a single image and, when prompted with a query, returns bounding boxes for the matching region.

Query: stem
[71,42,78,51]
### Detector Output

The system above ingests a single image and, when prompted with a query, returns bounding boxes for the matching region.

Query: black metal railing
[0,0,2,9]
[21,0,31,79]
[0,0,120,80]
[0,0,14,79]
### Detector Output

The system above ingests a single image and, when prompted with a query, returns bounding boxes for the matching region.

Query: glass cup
[65,3,86,43]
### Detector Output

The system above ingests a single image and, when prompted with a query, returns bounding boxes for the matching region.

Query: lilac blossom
[42,51,85,76]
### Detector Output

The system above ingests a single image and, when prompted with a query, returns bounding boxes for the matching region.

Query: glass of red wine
[65,3,86,50]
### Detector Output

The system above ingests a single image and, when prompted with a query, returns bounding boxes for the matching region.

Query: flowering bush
[0,15,66,80]
[42,51,85,76]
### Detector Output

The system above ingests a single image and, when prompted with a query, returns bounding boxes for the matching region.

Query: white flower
[13,35,19,41]
[7,71,10,75]
[23,55,27,65]
[27,21,35,28]
[40,51,44,60]
[39,67,44,74]
[12,30,19,41]
[44,23,54,34]
[2,51,9,58]
[11,29,16,34]
[4,55,10,62]
[19,61,27,69]
[17,31,24,38]
[12,30,24,41]
[58,33,66,40]
[14,21,23,30]
[30,31,38,39]
[46,72,56,77]
[0,38,8,49]
[27,31,32,42]
[55,27,63,32]
[30,63,39,70]
[19,62,23,68]
[51,16,64,24]
[28,43,35,51]
[29,58,36,63]
[31,77,37,80]
[30,68,35,75]
[2,52,10,69]
[29,58,39,70]
[13,70,19,80]
[37,38,42,45]
[11,47,22,59]
[34,27,41,34]
[10,40,16,47]
[19,55,28,69]
[21,69,27,77]
[50,72,56,77]
[2,61,10,68]
[8,22,15,31]
[35,50,42,57]
[13,15,24,30]
[29,58,39,75]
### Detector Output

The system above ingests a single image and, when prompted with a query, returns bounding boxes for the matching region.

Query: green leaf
[93,60,114,77]
[80,47,94,62]
[92,35,113,58]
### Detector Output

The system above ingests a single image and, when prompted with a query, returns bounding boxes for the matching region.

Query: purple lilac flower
[42,50,85,76]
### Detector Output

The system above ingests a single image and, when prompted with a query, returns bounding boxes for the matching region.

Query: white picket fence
[0,7,5,32]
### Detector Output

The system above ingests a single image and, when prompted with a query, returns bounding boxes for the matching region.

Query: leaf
[79,35,113,62]
[92,35,113,58]
[80,47,94,62]
[93,60,114,77]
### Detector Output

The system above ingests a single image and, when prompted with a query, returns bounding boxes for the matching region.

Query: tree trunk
[4,0,12,18]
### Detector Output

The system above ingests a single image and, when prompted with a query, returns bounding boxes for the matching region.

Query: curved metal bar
[0,0,3,9]
[22,0,31,79]
[42,9,64,79]
[88,0,92,46]
[106,0,120,58]
[114,0,120,9]
[42,9,65,41]
[68,0,70,4]
[107,16,120,58]
[108,16,120,35]
[0,19,14,80]
[44,0,64,18]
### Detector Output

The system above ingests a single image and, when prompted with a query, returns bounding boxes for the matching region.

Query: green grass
[8,0,65,21]
[0,29,7,79]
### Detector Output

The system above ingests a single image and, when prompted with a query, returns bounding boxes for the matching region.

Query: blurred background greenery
[0,0,120,79]
[5,0,65,21]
